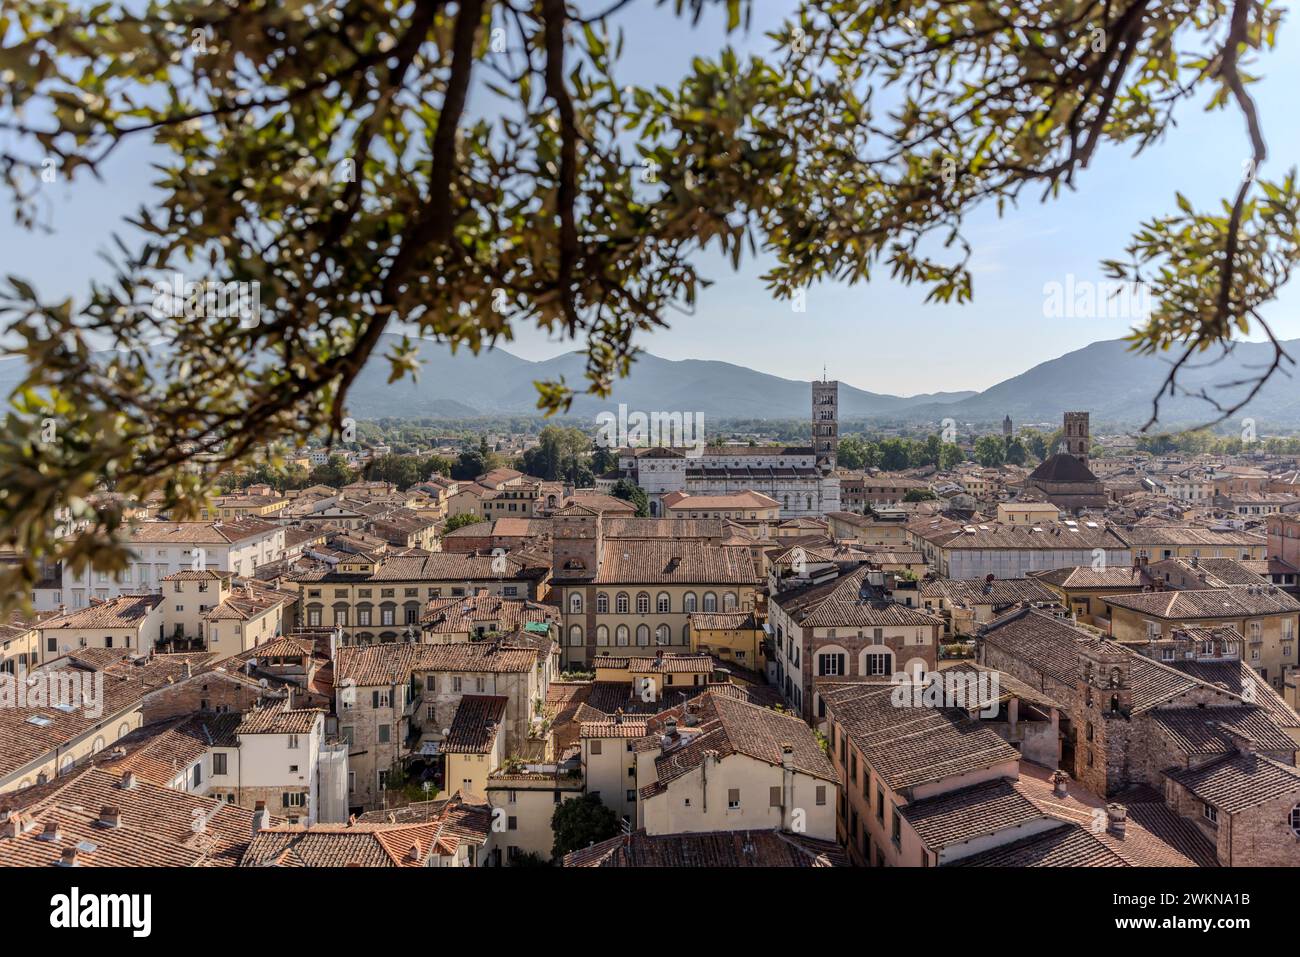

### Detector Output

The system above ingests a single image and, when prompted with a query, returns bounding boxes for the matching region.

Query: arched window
[703,592,718,612]
[636,592,650,615]
[723,592,737,612]
[569,592,583,614]
[616,593,629,614]
[656,624,671,645]
[1109,667,1121,688]
[1290,804,1300,838]
[1085,722,1094,742]
[657,592,671,614]
[682,624,691,644]
[596,592,609,614]
[636,624,650,646]
[683,592,697,613]
[596,625,610,646]
[568,624,583,646]
[616,625,630,647]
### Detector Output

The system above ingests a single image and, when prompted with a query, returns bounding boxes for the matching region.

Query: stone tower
[551,504,602,581]
[812,378,839,472]
[1002,415,1013,440]
[1063,411,1090,465]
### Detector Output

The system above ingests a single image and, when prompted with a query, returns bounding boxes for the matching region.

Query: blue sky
[3,0,1299,395]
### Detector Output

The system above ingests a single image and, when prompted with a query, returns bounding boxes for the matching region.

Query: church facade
[598,380,842,518]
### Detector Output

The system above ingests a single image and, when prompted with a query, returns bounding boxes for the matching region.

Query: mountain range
[3,334,1298,429]
[339,334,1300,429]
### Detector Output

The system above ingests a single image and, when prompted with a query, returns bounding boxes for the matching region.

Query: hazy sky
[4,1,1299,395]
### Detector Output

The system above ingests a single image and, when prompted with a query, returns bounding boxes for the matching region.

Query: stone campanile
[1063,411,1090,465]
[812,377,839,472]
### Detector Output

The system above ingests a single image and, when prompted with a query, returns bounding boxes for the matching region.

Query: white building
[596,380,841,518]
[633,692,839,840]
[218,701,339,824]
[608,445,840,518]
[63,518,285,608]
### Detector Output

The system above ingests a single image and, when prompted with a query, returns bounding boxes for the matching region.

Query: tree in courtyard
[443,512,485,534]
[551,793,620,859]
[611,478,649,517]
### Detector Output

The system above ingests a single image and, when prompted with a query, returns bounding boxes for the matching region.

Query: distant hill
[3,333,1298,428]
[894,337,1300,429]
[329,335,978,420]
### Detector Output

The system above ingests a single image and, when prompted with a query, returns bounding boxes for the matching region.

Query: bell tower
[812,376,839,472]
[552,504,602,581]
[1079,642,1132,717]
[1063,411,1090,466]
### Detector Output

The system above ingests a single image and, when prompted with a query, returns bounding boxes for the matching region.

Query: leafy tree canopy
[610,477,649,516]
[551,793,620,859]
[973,434,1007,467]
[0,0,1293,610]
[443,511,485,533]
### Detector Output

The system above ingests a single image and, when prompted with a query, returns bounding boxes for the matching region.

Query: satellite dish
[259,678,269,688]
[441,727,450,737]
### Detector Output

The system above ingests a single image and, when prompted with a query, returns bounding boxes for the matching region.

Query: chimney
[57,846,79,867]
[39,820,61,842]
[408,842,422,863]
[252,801,270,835]
[1051,770,1069,799]
[664,717,678,737]
[0,811,22,839]
[119,771,137,790]
[1106,803,1127,839]
[182,660,192,679]
[98,806,122,829]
